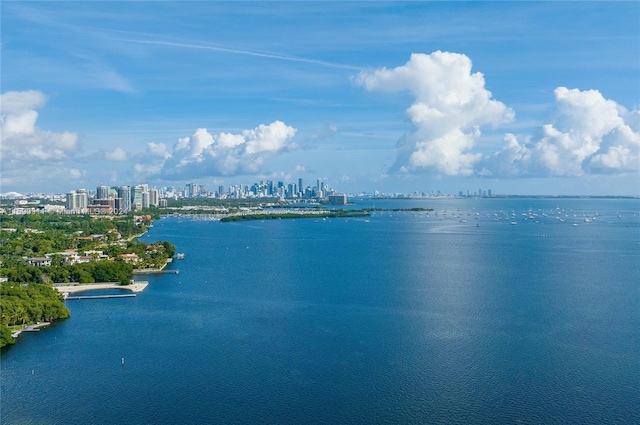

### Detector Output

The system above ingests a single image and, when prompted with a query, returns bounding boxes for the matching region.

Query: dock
[65,294,137,300]
[55,281,149,299]
[11,322,51,338]
[132,269,179,275]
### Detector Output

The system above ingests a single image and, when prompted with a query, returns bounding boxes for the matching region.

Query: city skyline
[1,175,502,202]
[1,2,639,196]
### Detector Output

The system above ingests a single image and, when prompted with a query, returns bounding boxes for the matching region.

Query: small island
[218,207,434,222]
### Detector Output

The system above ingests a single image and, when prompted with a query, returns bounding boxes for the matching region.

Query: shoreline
[131,259,172,274]
[2,219,168,348]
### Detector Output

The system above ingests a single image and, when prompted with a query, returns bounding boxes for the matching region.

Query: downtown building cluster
[179,178,337,200]
[59,178,345,214]
[65,184,161,214]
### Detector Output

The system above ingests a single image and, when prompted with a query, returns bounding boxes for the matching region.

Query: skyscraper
[142,192,150,208]
[65,189,88,212]
[133,184,149,209]
[117,186,131,213]
[96,185,109,200]
[149,188,159,207]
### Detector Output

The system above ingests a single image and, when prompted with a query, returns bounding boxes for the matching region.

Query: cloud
[356,51,514,176]
[87,65,136,93]
[1,90,47,115]
[487,88,640,176]
[146,142,171,159]
[136,121,297,180]
[307,123,338,141]
[105,147,129,161]
[0,90,80,171]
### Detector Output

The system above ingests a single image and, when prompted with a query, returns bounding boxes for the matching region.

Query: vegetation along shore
[0,212,175,347]
[0,201,432,348]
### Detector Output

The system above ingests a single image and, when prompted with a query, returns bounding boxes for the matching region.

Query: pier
[132,269,179,275]
[65,294,137,300]
[11,322,50,338]
[55,281,148,299]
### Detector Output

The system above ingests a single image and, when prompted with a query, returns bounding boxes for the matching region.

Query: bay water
[2,198,639,424]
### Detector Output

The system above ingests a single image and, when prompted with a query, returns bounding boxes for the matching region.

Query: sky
[1,1,639,196]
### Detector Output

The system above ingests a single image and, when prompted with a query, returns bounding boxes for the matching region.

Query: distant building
[133,184,149,208]
[328,194,348,205]
[142,192,150,208]
[117,186,132,213]
[66,189,88,212]
[88,198,115,215]
[149,188,159,207]
[96,185,109,200]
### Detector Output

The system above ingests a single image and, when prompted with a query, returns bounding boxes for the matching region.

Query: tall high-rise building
[96,185,109,200]
[133,186,142,209]
[76,189,88,209]
[142,192,150,208]
[65,189,89,212]
[185,183,201,198]
[149,188,159,207]
[65,191,76,210]
[117,186,131,213]
[132,184,149,208]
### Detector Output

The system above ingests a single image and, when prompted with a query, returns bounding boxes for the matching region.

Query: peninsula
[0,212,175,347]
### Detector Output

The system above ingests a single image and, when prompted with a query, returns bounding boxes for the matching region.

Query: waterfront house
[24,257,52,267]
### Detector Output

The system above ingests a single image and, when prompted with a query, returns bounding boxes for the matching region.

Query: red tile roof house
[120,253,139,263]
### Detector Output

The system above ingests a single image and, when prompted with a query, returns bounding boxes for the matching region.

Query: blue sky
[1,1,639,196]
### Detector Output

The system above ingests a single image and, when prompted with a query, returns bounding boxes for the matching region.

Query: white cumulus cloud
[0,90,80,171]
[136,121,297,180]
[487,88,640,176]
[356,51,514,176]
[105,147,129,161]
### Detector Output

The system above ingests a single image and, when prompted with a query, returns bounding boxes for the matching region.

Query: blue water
[2,198,639,424]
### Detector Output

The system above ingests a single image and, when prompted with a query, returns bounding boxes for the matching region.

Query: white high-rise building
[142,192,150,209]
[65,189,89,212]
[96,185,109,200]
[133,184,149,209]
[117,186,131,213]
[149,188,159,207]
